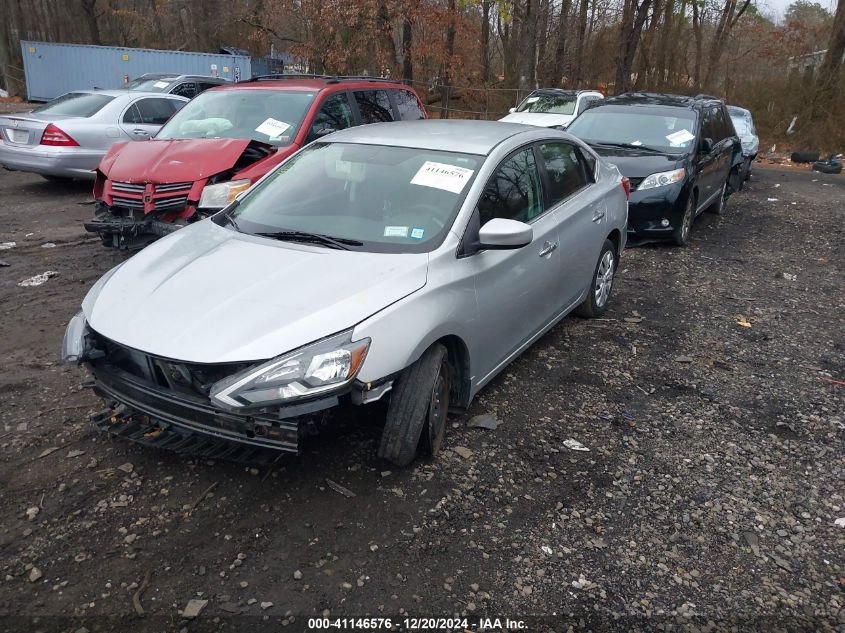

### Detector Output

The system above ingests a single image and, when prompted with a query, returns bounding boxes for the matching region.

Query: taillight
[40,124,79,147]
[621,176,631,199]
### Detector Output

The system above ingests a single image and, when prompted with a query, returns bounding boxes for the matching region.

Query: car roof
[603,92,724,109]
[220,75,413,93]
[727,105,751,116]
[70,89,187,98]
[530,88,601,96]
[323,120,539,155]
[135,73,226,82]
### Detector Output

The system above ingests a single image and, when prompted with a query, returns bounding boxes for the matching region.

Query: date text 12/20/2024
[307,617,528,630]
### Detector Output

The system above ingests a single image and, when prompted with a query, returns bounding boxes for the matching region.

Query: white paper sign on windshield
[666,129,696,145]
[525,96,540,103]
[153,81,169,88]
[410,161,474,194]
[255,118,291,138]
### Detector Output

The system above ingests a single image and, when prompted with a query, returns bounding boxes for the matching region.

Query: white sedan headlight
[198,179,251,210]
[637,168,685,191]
[210,331,370,410]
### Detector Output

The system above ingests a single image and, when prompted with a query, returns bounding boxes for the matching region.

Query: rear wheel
[378,343,450,467]
[574,239,616,318]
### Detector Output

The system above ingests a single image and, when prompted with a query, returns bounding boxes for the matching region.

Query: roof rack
[240,73,400,85]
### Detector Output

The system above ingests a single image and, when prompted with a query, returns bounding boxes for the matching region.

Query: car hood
[590,147,686,179]
[498,112,574,127]
[98,138,271,183]
[84,220,429,363]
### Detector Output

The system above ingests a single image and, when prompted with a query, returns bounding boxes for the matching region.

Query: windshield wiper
[255,230,363,250]
[592,141,666,153]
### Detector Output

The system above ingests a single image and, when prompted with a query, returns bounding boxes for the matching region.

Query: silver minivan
[63,120,629,466]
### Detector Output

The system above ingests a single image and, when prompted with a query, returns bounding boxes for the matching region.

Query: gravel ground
[0,165,842,632]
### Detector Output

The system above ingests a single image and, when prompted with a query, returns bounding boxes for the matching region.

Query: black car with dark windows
[566,93,740,246]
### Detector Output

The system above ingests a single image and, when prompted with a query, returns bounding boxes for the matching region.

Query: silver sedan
[0,90,187,180]
[63,120,629,466]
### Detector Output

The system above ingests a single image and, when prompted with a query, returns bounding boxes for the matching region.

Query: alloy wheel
[594,250,615,308]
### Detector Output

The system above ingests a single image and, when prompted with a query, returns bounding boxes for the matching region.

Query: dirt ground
[0,164,842,633]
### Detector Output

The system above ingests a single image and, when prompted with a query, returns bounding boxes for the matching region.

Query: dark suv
[86,75,427,248]
[125,74,230,99]
[566,93,741,245]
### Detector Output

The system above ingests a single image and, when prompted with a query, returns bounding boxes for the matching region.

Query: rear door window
[32,92,115,118]
[134,98,179,125]
[701,107,719,144]
[539,142,590,207]
[393,90,425,120]
[478,148,544,225]
[308,93,354,142]
[170,82,198,99]
[355,90,395,123]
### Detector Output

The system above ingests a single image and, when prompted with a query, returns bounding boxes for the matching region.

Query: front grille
[111,181,145,194]
[156,181,192,193]
[112,195,145,210]
[154,195,189,211]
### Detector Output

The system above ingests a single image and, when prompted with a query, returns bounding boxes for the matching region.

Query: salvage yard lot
[0,165,842,630]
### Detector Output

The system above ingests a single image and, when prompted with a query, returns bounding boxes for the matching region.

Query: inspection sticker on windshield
[255,118,291,139]
[410,227,425,240]
[384,226,409,238]
[411,161,474,194]
[154,81,169,89]
[666,129,695,145]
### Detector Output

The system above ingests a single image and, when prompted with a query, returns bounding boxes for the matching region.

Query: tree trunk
[481,0,491,83]
[702,0,751,92]
[691,0,703,90]
[516,0,539,90]
[402,17,413,82]
[440,0,456,118]
[79,0,102,45]
[550,0,572,86]
[572,0,589,85]
[814,0,845,108]
[655,0,674,88]
[614,0,652,94]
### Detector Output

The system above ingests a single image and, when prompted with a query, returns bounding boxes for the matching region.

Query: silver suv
[63,120,628,466]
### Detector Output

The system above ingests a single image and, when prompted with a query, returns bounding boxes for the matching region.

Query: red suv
[85,76,427,248]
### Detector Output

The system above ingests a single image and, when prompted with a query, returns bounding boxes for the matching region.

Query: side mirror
[700,137,713,154]
[509,107,516,114]
[478,218,533,249]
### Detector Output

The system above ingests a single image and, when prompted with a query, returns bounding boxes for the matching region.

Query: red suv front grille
[107,180,195,215]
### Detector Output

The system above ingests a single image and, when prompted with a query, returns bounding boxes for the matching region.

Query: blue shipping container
[20,41,280,101]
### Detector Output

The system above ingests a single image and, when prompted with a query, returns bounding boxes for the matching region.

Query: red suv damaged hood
[97,138,277,183]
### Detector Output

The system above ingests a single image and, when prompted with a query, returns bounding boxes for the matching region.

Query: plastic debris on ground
[0,242,15,250]
[468,414,501,430]
[18,271,59,287]
[563,438,590,452]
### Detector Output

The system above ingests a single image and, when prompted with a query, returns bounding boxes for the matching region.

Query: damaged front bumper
[83,210,186,250]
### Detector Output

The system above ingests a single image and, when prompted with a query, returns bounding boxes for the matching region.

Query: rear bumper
[89,362,341,454]
[0,143,101,179]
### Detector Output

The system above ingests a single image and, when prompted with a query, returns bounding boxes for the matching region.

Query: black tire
[574,239,617,318]
[791,151,819,164]
[705,181,728,215]
[672,194,696,246]
[378,343,450,467]
[812,160,842,174]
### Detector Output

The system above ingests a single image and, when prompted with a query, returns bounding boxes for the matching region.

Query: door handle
[132,129,150,136]
[592,209,606,223]
[538,241,558,257]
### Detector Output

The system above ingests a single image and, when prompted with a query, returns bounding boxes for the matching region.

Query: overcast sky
[757,0,837,19]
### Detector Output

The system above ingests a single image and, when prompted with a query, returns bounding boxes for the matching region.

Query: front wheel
[672,194,696,246]
[705,182,728,215]
[378,343,450,467]
[574,239,617,318]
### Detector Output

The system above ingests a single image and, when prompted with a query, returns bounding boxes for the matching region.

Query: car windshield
[125,76,177,91]
[224,142,482,253]
[567,106,697,153]
[156,89,314,146]
[32,92,115,117]
[516,93,576,115]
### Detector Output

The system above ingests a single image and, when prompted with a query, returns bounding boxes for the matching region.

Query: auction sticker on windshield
[154,81,169,89]
[666,129,695,145]
[255,118,291,139]
[384,226,409,237]
[410,161,474,194]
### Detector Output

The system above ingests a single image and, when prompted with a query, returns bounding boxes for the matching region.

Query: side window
[122,103,142,124]
[478,148,544,225]
[170,82,198,99]
[540,142,590,206]
[701,107,718,143]
[308,93,354,141]
[394,89,425,120]
[135,98,178,125]
[355,90,394,124]
[167,98,186,114]
[198,82,220,93]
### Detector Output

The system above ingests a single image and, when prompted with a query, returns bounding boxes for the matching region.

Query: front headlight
[198,179,251,210]
[637,168,685,191]
[210,331,370,410]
